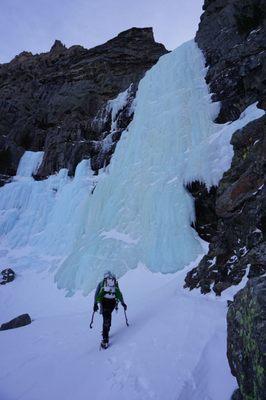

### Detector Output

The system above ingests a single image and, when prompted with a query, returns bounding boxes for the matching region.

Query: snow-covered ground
[0,257,240,400]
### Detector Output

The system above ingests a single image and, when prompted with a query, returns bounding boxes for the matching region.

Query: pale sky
[1,0,204,63]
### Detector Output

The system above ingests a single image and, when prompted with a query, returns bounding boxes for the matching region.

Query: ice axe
[89,311,95,329]
[124,309,129,327]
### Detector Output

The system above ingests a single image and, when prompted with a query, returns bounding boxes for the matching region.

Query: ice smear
[92,84,134,133]
[16,151,44,177]
[106,84,133,131]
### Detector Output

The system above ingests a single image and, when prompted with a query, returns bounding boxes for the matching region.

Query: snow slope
[0,258,239,400]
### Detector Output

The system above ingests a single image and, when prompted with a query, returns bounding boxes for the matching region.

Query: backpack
[102,276,117,299]
[1,268,15,284]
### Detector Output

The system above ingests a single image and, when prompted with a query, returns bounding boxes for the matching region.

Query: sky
[1,0,204,63]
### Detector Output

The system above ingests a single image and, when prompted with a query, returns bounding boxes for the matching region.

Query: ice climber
[93,271,127,349]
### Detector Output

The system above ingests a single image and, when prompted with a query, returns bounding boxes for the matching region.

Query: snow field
[0,261,237,400]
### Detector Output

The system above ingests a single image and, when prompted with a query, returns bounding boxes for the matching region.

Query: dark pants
[101,298,116,341]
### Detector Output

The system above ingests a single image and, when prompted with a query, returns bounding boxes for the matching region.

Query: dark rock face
[0,313,32,330]
[185,115,266,295]
[185,0,266,295]
[231,389,243,400]
[196,0,266,123]
[186,181,218,242]
[0,28,167,184]
[227,277,266,400]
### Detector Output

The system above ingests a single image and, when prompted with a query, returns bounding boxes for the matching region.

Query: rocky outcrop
[185,0,266,295]
[0,28,167,184]
[186,181,218,242]
[0,313,32,330]
[185,115,266,295]
[227,276,266,400]
[196,0,266,123]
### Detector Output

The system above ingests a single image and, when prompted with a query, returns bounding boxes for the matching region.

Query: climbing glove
[93,303,99,312]
[122,302,127,311]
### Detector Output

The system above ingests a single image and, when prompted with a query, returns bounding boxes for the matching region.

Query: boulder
[0,314,32,331]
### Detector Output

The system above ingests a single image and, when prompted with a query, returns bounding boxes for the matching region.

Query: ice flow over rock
[55,40,263,294]
[0,40,263,295]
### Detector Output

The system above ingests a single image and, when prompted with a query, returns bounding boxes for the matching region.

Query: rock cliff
[0,27,167,185]
[185,0,266,295]
[184,1,265,398]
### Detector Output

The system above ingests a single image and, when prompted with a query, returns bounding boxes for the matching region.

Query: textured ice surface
[0,40,264,294]
[55,41,264,294]
[0,160,101,267]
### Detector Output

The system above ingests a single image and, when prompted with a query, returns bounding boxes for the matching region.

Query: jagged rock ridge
[0,27,168,185]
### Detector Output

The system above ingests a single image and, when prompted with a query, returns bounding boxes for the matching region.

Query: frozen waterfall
[0,40,264,295]
[55,40,264,294]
